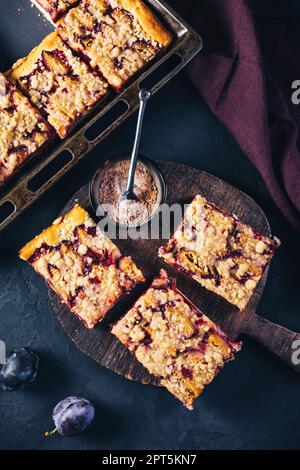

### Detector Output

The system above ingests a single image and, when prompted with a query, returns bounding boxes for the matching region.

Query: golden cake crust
[114,0,172,45]
[20,205,90,260]
[20,204,145,329]
[9,32,109,138]
[32,0,79,22]
[159,195,281,310]
[0,73,53,184]
[9,33,62,80]
[112,269,241,409]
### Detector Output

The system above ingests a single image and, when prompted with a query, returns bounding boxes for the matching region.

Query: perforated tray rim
[0,0,203,231]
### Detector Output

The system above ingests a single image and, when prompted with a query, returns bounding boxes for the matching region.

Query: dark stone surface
[0,1,300,450]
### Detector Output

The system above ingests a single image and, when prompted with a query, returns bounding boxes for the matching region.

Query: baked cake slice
[19,204,145,329]
[159,195,280,311]
[0,73,53,185]
[32,0,79,23]
[57,0,172,90]
[9,32,109,138]
[112,269,241,410]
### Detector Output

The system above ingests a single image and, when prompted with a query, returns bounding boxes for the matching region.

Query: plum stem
[44,428,57,437]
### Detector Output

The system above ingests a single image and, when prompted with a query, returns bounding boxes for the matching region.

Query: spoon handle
[126,89,151,193]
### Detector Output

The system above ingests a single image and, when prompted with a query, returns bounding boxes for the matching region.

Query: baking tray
[0,0,203,231]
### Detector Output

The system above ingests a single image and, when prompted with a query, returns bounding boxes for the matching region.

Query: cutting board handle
[242,314,300,372]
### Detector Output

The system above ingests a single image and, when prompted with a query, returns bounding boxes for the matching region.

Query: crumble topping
[97,159,159,225]
[57,0,172,90]
[159,195,281,310]
[112,269,241,409]
[9,32,109,138]
[0,74,52,184]
[19,204,145,329]
[32,1,79,22]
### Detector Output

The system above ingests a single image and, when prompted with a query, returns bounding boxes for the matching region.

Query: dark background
[0,0,300,450]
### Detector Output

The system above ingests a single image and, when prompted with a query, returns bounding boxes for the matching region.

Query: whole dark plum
[0,347,39,391]
[47,396,95,437]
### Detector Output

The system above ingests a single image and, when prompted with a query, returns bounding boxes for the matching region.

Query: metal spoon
[121,88,151,201]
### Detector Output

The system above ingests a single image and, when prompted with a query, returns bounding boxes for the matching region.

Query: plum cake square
[57,0,172,90]
[32,0,79,23]
[9,32,109,138]
[19,204,145,329]
[112,270,241,410]
[159,195,280,311]
[0,73,53,184]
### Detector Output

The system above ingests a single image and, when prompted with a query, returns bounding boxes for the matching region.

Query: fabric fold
[171,0,300,231]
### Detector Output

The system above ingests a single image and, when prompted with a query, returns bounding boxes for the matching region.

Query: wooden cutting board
[48,160,300,382]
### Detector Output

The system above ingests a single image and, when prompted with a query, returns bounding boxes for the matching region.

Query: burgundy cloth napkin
[171,0,300,231]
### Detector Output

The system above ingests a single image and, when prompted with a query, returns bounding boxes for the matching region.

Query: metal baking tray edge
[0,0,203,231]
